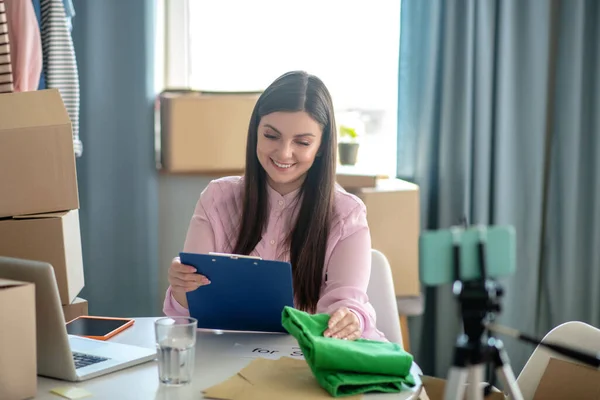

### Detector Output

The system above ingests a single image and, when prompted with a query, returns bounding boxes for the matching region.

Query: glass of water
[155,317,197,386]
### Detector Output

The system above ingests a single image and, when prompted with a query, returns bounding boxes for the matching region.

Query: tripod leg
[467,365,485,400]
[490,340,524,400]
[495,365,523,400]
[444,366,469,400]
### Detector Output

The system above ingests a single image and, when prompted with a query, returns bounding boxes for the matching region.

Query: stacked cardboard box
[158,90,260,173]
[0,89,87,317]
[344,178,420,298]
[0,279,36,399]
[62,297,89,323]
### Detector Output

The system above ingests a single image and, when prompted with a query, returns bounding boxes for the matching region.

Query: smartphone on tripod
[420,224,523,400]
[419,225,516,286]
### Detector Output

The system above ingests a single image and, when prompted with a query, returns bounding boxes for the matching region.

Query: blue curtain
[398,0,599,377]
[71,0,159,317]
[540,0,600,334]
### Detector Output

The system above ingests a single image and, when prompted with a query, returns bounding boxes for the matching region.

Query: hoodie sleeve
[316,203,387,341]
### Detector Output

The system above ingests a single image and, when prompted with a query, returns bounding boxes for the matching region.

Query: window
[158,0,400,176]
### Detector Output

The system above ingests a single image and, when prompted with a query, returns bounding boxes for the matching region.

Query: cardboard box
[532,357,600,399]
[0,210,84,305]
[62,297,89,322]
[419,357,600,399]
[419,376,504,400]
[336,173,378,189]
[159,91,260,173]
[0,89,79,218]
[335,165,389,189]
[0,279,37,400]
[350,179,420,297]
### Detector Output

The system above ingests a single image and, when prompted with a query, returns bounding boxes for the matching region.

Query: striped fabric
[41,0,81,156]
[0,0,14,93]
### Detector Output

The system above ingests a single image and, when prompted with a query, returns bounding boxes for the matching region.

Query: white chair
[367,249,404,346]
[515,321,600,399]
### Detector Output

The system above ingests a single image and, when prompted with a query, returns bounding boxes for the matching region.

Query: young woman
[163,71,385,341]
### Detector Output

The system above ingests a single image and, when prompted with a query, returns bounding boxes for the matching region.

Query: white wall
[157,174,212,312]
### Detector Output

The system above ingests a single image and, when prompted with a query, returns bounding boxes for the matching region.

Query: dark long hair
[232,71,337,313]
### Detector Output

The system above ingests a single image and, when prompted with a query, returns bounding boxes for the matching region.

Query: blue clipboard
[180,252,295,333]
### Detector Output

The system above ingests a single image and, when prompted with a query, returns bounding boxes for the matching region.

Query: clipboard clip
[208,252,263,261]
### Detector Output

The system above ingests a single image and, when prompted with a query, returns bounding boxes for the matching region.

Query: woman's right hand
[168,256,211,295]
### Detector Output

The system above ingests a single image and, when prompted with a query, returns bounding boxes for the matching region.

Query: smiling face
[256,111,324,195]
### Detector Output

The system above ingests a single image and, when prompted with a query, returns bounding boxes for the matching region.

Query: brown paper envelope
[203,373,251,400]
[238,357,309,385]
[237,386,338,400]
[238,357,362,400]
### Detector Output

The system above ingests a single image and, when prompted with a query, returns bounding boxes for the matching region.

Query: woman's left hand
[323,307,362,340]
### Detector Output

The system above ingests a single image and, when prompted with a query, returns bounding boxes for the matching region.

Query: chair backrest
[516,321,600,399]
[367,249,403,346]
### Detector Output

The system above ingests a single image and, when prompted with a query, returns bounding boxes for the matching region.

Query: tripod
[443,226,524,400]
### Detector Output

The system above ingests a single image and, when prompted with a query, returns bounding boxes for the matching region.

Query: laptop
[0,256,156,382]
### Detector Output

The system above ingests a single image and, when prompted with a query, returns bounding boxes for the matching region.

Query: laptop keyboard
[72,352,109,369]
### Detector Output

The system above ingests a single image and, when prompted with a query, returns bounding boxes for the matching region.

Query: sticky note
[50,386,92,399]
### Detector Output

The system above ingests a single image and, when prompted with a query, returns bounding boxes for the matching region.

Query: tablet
[181,252,295,333]
[66,316,134,341]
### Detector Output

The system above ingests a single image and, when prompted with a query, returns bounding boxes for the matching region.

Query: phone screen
[66,317,131,337]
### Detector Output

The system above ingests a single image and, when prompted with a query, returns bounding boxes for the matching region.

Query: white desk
[35,318,422,399]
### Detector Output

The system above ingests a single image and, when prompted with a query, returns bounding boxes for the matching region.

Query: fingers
[169,276,202,292]
[324,307,361,340]
[172,258,197,274]
[326,313,355,338]
[170,268,205,283]
[170,275,210,293]
[168,264,207,282]
[345,329,362,341]
[169,258,210,293]
[333,320,360,340]
[323,314,343,338]
[327,307,348,329]
[325,307,351,337]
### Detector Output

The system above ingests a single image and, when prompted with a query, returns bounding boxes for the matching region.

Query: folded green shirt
[281,306,416,397]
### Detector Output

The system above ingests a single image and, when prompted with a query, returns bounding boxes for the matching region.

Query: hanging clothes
[31,0,46,90]
[3,0,42,92]
[40,0,81,157]
[61,0,74,32]
[0,0,14,94]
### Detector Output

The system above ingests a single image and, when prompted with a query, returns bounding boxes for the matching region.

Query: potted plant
[338,125,360,166]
